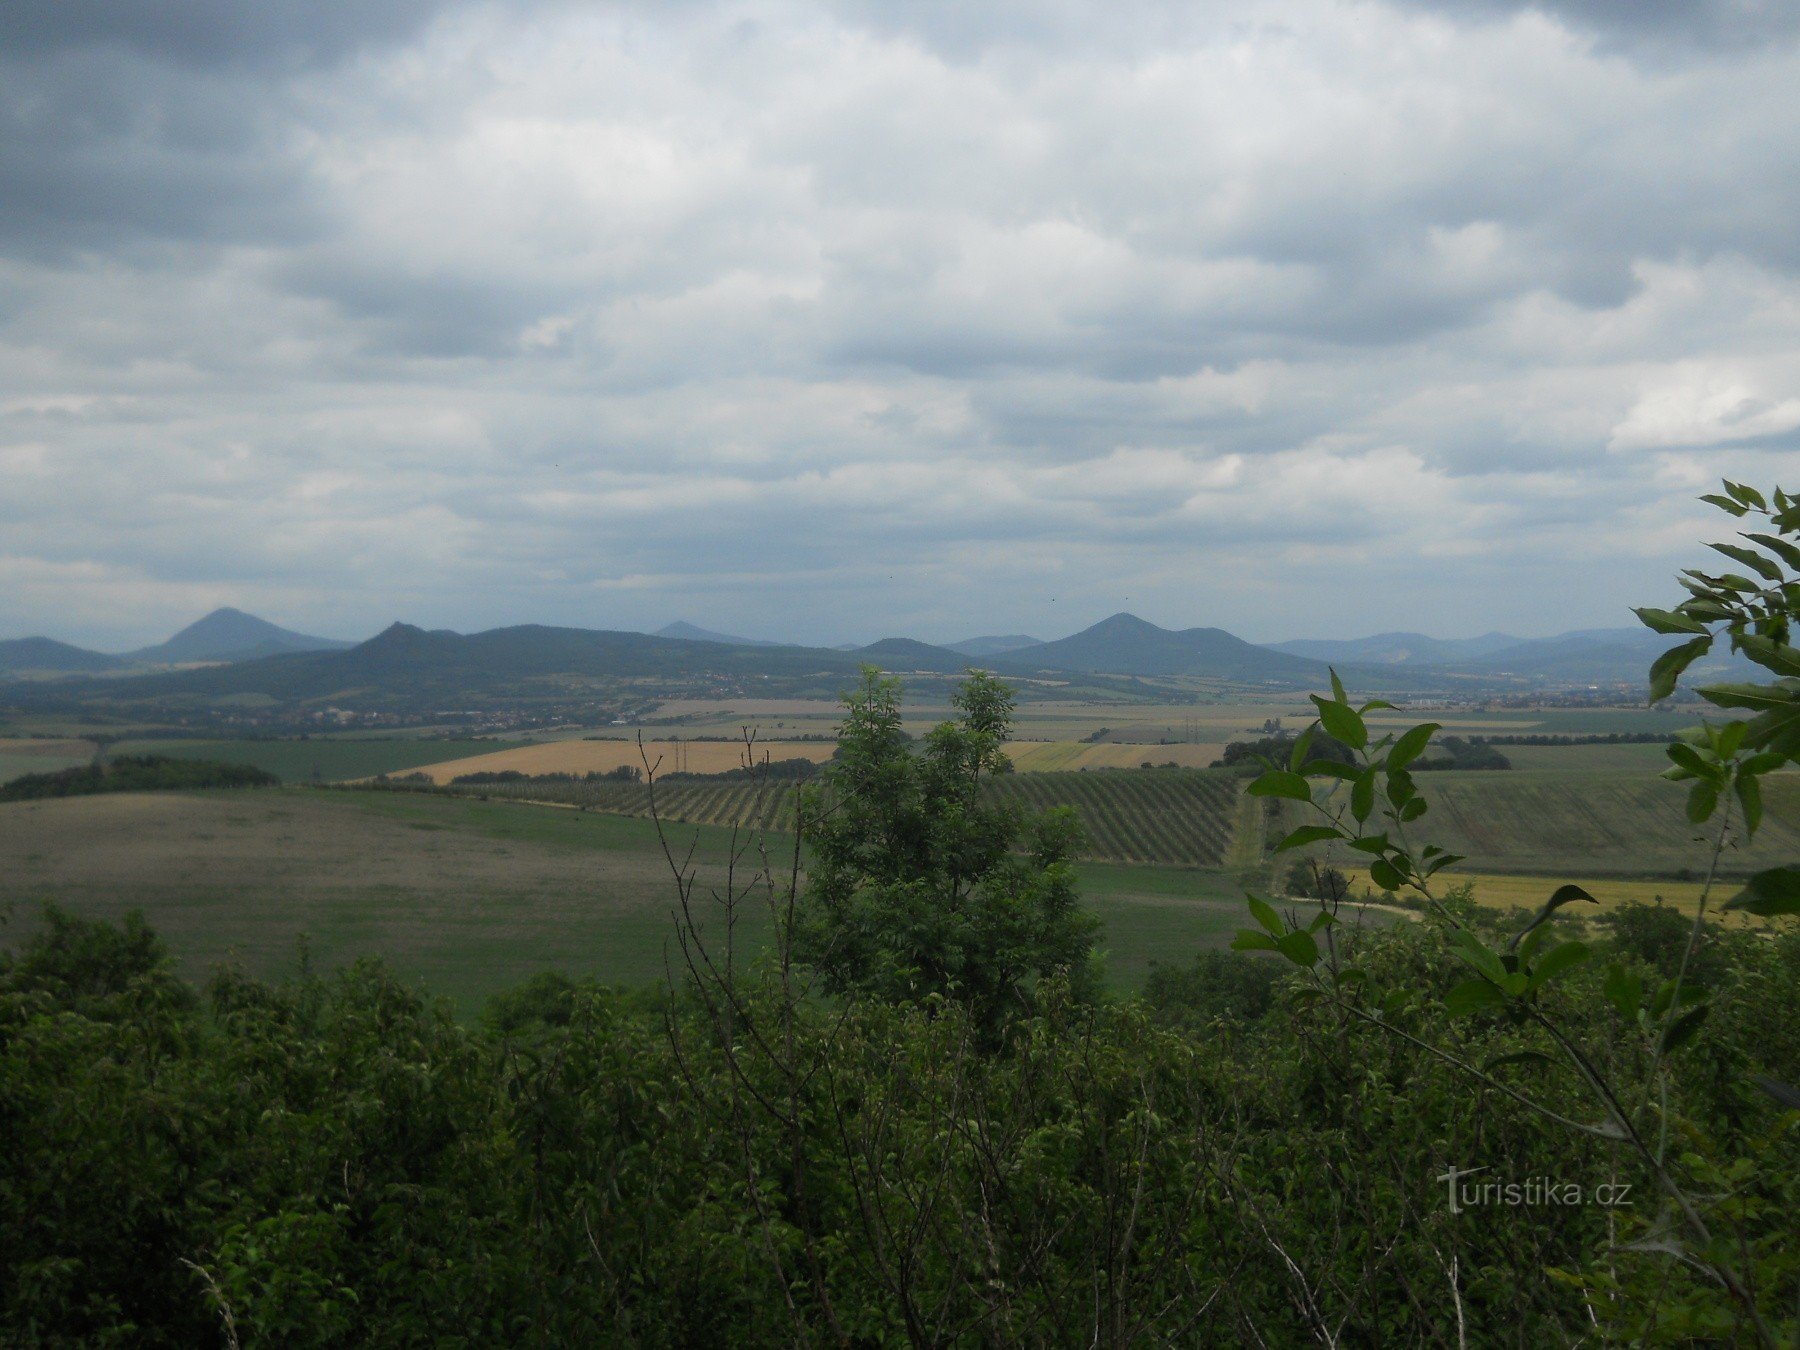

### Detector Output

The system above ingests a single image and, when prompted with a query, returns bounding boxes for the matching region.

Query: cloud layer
[3,0,1797,648]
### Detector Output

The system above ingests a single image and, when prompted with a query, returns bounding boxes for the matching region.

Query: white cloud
[1,0,1798,646]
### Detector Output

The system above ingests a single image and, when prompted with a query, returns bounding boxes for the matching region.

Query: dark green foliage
[3,908,1794,1344]
[0,755,278,801]
[1215,729,1355,771]
[1412,734,1511,770]
[1142,949,1281,1026]
[661,755,818,782]
[792,669,1101,1035]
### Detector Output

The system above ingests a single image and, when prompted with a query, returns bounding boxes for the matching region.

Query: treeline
[1215,732,1510,771]
[1,901,1793,1344]
[450,765,644,786]
[0,755,278,802]
[445,757,824,788]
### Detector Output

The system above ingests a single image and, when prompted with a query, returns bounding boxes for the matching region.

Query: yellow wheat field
[397,739,838,784]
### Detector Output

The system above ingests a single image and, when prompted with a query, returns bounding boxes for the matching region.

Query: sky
[2,0,1797,651]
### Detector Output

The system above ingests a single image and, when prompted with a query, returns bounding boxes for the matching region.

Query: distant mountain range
[990,613,1324,681]
[125,608,353,664]
[1268,631,1523,665]
[654,620,782,648]
[0,606,1734,706]
[0,608,352,677]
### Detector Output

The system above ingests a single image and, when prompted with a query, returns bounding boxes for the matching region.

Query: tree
[792,667,1100,1035]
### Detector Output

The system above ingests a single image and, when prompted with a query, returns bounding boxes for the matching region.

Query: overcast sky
[3,0,1797,650]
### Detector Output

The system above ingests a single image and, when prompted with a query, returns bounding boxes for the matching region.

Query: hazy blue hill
[993,613,1327,682]
[656,620,782,647]
[1268,631,1520,665]
[947,634,1043,657]
[128,607,355,664]
[1467,627,1751,684]
[37,622,882,707]
[850,638,975,673]
[0,637,127,676]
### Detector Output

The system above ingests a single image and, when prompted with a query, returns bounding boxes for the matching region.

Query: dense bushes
[1,903,1794,1345]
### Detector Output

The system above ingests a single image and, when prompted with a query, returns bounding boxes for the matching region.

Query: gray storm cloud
[1,0,1796,648]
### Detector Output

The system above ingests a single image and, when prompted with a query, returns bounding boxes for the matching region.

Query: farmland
[0,737,95,785]
[415,766,1258,869]
[108,737,531,784]
[399,737,836,784]
[1287,769,1800,879]
[0,787,1303,1012]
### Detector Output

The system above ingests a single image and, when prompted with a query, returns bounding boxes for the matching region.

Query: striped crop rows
[438,767,1247,867]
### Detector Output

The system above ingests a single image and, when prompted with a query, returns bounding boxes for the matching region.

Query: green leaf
[1634,607,1709,635]
[1275,824,1343,853]
[1346,833,1391,855]
[1603,964,1643,1018]
[1368,858,1406,892]
[1709,542,1783,582]
[1736,772,1763,838]
[1527,941,1591,992]
[1649,636,1713,704]
[1247,770,1313,802]
[1661,1004,1709,1054]
[1508,883,1598,950]
[1231,929,1281,953]
[1686,780,1718,824]
[1723,480,1767,510]
[1247,894,1284,937]
[1722,865,1800,916]
[1398,797,1428,822]
[1664,742,1717,780]
[1734,634,1800,678]
[1700,681,1800,712]
[1714,719,1747,758]
[1387,722,1439,773]
[1450,930,1508,985]
[1276,929,1320,968]
[1329,666,1347,704]
[1311,695,1368,750]
[1699,492,1749,517]
[1744,532,1800,571]
[1288,724,1316,773]
[1350,765,1376,822]
[1445,977,1504,1017]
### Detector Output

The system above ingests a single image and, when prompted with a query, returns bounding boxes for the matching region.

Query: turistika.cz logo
[1436,1165,1634,1215]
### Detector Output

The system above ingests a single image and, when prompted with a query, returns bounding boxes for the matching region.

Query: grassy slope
[0,788,1276,1016]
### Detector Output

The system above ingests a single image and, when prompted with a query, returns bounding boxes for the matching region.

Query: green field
[1289,769,1800,880]
[0,750,91,785]
[0,788,1291,1014]
[110,737,535,783]
[1494,741,1674,772]
[422,767,1255,868]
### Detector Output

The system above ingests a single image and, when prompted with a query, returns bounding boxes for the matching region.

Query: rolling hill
[655,620,783,647]
[0,637,127,676]
[992,613,1327,683]
[1268,631,1521,665]
[126,608,355,664]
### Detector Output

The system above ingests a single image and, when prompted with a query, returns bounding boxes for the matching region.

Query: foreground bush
[1,904,1794,1345]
